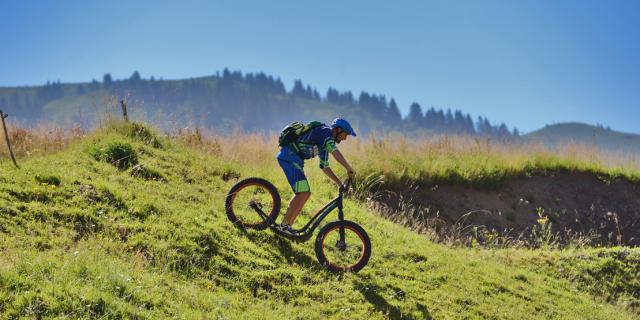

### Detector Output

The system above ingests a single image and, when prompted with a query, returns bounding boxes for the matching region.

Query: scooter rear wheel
[225,177,281,230]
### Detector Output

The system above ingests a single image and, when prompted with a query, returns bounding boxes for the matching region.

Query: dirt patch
[380,172,640,246]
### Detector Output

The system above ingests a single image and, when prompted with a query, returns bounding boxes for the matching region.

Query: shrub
[89,140,138,170]
[35,174,61,186]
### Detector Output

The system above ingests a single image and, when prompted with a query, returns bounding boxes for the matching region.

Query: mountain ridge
[525,122,640,154]
[0,70,516,138]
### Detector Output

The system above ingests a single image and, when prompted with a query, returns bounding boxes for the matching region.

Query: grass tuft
[88,140,138,170]
[130,164,166,182]
[34,174,61,186]
[103,121,163,148]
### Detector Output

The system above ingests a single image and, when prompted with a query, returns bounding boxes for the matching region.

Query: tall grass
[171,129,640,184]
[0,123,86,158]
[350,133,640,186]
[5,122,639,183]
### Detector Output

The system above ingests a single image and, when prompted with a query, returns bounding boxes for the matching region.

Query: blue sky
[1,0,639,133]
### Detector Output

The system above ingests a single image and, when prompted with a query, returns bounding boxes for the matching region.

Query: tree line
[0,69,518,137]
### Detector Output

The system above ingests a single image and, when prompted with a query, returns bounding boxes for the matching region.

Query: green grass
[0,122,638,319]
[516,247,640,312]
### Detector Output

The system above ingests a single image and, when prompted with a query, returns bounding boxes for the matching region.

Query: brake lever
[340,177,353,195]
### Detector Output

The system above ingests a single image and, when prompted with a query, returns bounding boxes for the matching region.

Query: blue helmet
[331,118,356,136]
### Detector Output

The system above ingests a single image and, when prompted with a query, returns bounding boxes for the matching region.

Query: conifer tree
[386,98,402,127]
[273,78,286,95]
[326,88,339,104]
[358,92,372,113]
[424,107,436,129]
[130,71,141,82]
[498,123,510,137]
[454,110,465,133]
[408,102,424,126]
[305,85,314,99]
[340,91,355,106]
[292,80,306,98]
[465,114,475,134]
[102,73,113,89]
[445,109,454,131]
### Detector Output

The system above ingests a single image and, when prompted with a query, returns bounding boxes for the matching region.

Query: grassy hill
[0,122,639,319]
[525,122,640,155]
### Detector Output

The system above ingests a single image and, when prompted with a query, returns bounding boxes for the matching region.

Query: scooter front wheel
[315,220,371,273]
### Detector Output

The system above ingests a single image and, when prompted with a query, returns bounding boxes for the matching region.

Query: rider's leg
[282,191,311,226]
[277,158,310,227]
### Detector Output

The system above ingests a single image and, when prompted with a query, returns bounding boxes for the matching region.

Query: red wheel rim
[229,182,276,227]
[321,224,366,271]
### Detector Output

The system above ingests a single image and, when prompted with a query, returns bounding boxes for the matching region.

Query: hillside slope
[525,122,640,154]
[0,122,637,319]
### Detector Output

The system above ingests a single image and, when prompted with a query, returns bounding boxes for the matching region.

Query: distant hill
[525,122,640,154]
[0,70,516,137]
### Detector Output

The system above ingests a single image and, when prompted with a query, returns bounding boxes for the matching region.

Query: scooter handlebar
[340,177,353,194]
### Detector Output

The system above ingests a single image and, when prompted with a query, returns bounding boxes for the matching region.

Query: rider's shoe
[275,223,297,236]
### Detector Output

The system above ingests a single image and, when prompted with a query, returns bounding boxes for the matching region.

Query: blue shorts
[277,158,310,193]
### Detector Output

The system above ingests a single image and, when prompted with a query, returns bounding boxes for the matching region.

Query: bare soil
[380,172,640,246]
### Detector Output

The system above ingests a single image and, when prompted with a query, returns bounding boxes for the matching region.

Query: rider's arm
[331,149,355,177]
[319,138,347,187]
[322,167,343,187]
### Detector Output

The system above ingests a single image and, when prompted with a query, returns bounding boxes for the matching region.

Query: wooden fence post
[0,110,19,168]
[120,100,129,122]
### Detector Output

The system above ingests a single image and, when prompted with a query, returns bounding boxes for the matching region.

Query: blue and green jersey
[276,124,337,193]
[276,124,337,169]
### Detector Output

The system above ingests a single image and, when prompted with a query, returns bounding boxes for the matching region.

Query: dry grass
[173,129,640,182]
[353,133,640,180]
[3,123,640,182]
[171,127,274,167]
[0,123,86,158]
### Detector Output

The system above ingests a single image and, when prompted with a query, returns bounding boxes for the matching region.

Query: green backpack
[278,121,323,147]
